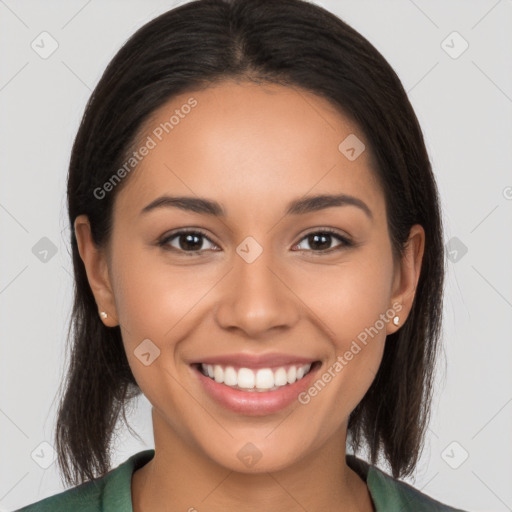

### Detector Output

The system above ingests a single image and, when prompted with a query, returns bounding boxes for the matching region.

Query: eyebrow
[140,193,373,220]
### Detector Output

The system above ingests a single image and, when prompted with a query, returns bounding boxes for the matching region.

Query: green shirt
[14,449,467,511]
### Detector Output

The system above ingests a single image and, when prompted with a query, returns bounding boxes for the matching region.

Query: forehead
[115,80,384,220]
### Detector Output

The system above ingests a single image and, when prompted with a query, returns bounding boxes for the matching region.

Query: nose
[214,248,301,339]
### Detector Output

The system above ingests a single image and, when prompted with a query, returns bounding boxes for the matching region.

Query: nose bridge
[214,238,299,336]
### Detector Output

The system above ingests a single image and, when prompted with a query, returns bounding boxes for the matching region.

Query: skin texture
[74,80,425,512]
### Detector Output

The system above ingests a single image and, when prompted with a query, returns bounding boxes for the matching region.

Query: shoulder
[13,450,155,512]
[348,455,469,512]
[13,479,104,512]
[369,467,469,511]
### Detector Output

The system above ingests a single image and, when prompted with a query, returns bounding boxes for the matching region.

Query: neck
[131,409,375,512]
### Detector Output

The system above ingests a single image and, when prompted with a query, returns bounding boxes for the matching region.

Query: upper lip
[191,352,318,369]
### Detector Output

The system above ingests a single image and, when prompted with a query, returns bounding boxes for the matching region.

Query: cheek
[109,251,199,407]
[295,252,393,405]
[111,243,214,341]
[299,251,394,345]
[110,249,226,404]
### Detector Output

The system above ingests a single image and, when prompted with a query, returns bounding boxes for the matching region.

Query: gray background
[1,0,511,510]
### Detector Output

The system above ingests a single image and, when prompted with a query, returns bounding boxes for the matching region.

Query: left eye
[293,230,352,252]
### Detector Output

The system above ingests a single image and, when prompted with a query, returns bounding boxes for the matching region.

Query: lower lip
[193,363,320,416]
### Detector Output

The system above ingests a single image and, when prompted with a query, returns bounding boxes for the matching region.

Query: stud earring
[393,316,400,326]
[100,311,108,319]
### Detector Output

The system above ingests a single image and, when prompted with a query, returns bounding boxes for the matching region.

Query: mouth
[190,357,322,416]
[193,361,320,392]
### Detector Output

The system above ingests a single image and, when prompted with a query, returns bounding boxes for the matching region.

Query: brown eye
[158,230,218,254]
[293,229,353,253]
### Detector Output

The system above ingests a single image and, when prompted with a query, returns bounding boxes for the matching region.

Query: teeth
[201,362,313,391]
[224,366,237,386]
[287,366,296,384]
[255,369,274,389]
[238,368,255,389]
[274,367,287,387]
[214,365,224,383]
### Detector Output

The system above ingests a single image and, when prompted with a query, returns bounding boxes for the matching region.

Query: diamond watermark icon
[236,236,263,264]
[32,237,58,263]
[134,338,161,366]
[237,442,262,467]
[338,134,365,161]
[31,31,59,59]
[441,441,469,469]
[446,236,468,263]
[441,31,469,59]
[31,441,57,469]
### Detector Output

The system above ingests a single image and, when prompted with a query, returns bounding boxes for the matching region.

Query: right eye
[158,229,219,255]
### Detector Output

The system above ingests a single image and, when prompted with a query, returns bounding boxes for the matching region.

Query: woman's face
[76,80,423,473]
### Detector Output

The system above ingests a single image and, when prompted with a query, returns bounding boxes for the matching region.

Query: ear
[386,224,425,334]
[73,214,119,327]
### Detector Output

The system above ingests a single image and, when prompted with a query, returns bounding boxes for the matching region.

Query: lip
[191,359,321,416]
[190,352,317,370]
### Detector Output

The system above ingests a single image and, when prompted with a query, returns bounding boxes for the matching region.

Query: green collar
[100,449,464,512]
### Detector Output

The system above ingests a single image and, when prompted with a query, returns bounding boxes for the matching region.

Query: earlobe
[388,224,425,334]
[73,215,119,326]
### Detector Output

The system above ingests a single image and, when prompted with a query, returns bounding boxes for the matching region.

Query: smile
[199,363,313,392]
[191,357,322,415]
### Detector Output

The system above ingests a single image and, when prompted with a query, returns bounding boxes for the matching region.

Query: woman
[15,0,468,510]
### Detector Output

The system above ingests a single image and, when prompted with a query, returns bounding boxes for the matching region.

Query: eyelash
[157,227,354,256]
